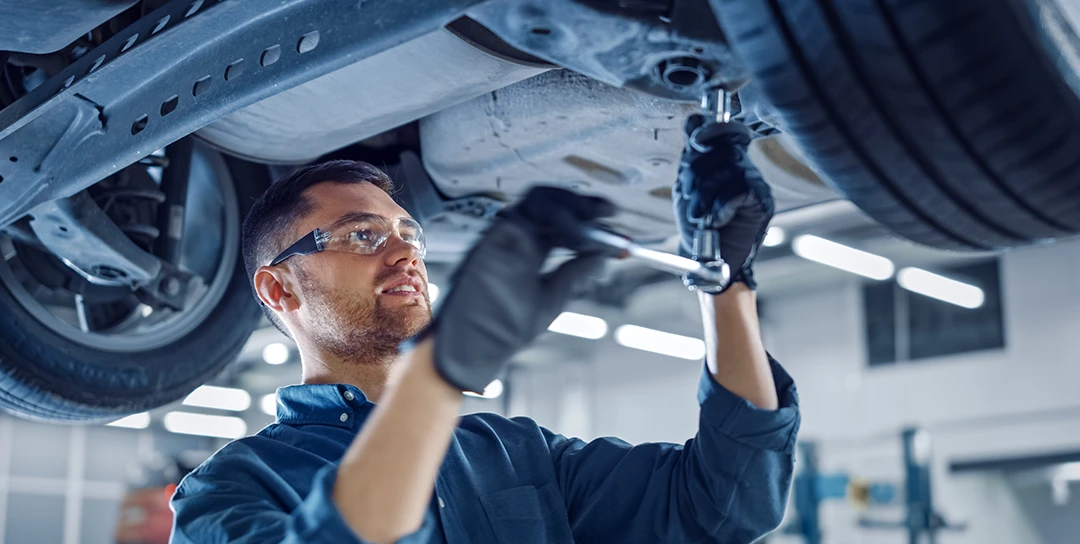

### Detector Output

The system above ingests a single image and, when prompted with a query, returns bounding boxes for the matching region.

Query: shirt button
[438,497,446,508]
[339,413,349,423]
[343,391,355,401]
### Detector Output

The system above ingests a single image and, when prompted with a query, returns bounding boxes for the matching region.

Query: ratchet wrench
[578,226,731,286]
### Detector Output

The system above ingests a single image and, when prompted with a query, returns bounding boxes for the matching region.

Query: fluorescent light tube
[106,412,150,429]
[897,267,984,309]
[183,385,251,412]
[763,227,786,247]
[262,342,289,365]
[463,379,504,399]
[164,412,247,439]
[548,311,608,340]
[614,325,706,360]
[792,235,895,280]
[1055,462,1080,482]
[260,393,277,416]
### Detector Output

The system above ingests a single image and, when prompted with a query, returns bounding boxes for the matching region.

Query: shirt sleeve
[169,448,438,544]
[543,356,800,544]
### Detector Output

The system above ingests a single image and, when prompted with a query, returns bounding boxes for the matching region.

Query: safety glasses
[269,213,426,266]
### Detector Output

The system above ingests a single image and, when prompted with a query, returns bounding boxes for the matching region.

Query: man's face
[284,182,431,363]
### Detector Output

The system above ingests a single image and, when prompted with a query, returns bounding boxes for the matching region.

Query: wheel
[713,0,1080,250]
[0,142,269,421]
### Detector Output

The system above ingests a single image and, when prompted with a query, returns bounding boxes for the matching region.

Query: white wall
[770,239,1080,446]
[508,237,1080,544]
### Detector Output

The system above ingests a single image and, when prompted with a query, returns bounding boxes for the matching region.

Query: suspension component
[28,190,196,310]
[155,137,194,264]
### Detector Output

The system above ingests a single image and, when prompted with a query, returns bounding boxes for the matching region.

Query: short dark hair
[241,160,395,336]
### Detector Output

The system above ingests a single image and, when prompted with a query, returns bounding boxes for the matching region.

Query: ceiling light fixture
[260,393,278,416]
[463,379,504,399]
[1054,462,1080,482]
[762,227,786,248]
[792,235,895,280]
[106,412,151,429]
[548,311,608,340]
[164,412,247,439]
[614,325,706,360]
[183,385,252,412]
[897,267,985,309]
[262,342,290,365]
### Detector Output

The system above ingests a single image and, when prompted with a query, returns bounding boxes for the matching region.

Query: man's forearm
[698,283,778,410]
[333,338,461,544]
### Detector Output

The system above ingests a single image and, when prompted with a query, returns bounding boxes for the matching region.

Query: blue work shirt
[170,359,799,543]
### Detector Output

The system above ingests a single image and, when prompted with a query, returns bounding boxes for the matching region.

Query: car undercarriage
[2,0,1080,420]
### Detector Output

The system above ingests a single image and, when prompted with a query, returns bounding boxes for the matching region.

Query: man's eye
[399,223,421,241]
[351,229,378,243]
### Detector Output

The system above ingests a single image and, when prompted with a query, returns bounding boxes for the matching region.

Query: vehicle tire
[713,0,1080,250]
[0,144,269,422]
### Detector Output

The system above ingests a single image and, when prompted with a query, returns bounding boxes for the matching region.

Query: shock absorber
[154,138,194,265]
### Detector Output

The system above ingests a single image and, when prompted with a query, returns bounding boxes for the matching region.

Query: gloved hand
[420,187,614,394]
[673,114,775,293]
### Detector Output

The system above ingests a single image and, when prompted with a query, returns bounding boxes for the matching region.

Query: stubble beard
[297,267,431,366]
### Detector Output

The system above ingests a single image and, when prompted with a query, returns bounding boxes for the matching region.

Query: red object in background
[115,486,175,544]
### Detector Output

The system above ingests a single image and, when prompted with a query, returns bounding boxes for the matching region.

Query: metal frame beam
[0,0,485,228]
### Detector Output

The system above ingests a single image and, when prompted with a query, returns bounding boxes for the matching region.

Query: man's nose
[382,233,422,268]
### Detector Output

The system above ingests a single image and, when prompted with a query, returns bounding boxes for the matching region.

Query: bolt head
[160,276,181,297]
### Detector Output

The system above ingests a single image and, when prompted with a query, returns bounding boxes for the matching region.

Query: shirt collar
[275,383,371,427]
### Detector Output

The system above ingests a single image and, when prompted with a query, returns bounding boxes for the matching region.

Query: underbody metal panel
[196,28,548,165]
[420,71,834,240]
[422,70,694,239]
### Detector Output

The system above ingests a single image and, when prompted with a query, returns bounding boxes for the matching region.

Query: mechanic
[169,115,800,544]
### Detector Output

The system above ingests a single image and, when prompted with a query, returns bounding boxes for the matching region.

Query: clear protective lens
[396,218,426,257]
[325,216,426,258]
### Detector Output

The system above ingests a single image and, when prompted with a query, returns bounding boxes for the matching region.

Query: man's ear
[254,266,301,313]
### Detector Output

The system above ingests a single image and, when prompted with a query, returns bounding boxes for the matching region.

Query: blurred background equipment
[114,452,204,544]
[788,429,964,544]
[787,442,898,544]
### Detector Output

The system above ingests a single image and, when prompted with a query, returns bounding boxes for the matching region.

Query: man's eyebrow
[327,212,382,231]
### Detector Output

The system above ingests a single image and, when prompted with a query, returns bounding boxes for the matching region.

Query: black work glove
[673,114,775,293]
[419,187,615,394]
